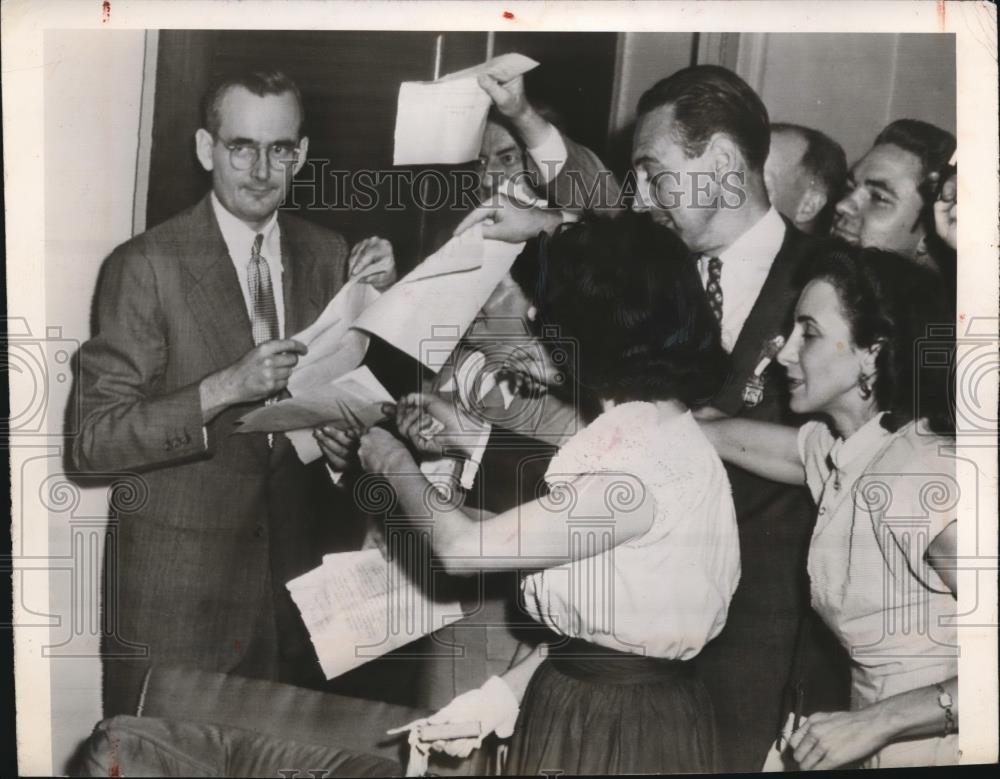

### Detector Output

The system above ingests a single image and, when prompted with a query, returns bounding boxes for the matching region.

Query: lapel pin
[742,334,786,408]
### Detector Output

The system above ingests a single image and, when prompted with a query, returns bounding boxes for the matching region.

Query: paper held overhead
[393,53,539,165]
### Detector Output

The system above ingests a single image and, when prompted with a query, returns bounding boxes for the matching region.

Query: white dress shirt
[697,206,786,352]
[211,192,285,338]
[526,123,569,184]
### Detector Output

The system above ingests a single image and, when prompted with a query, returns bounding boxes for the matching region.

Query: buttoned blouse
[797,415,958,767]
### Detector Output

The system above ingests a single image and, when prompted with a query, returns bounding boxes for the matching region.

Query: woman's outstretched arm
[698,416,803,485]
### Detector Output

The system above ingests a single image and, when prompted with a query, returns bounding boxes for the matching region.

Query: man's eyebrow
[863,177,898,198]
[494,144,520,157]
[631,154,658,167]
[795,314,818,325]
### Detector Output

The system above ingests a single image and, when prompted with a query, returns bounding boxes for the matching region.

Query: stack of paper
[393,52,540,165]
[287,549,464,680]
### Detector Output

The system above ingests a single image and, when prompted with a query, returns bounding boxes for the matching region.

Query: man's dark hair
[636,65,771,173]
[201,70,305,137]
[797,242,955,436]
[772,122,848,231]
[873,119,956,206]
[512,213,730,415]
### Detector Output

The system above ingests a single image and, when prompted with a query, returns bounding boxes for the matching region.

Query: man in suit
[454,65,850,772]
[764,122,847,236]
[71,70,394,716]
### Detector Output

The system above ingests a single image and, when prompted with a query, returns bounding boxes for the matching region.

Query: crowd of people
[71,59,960,774]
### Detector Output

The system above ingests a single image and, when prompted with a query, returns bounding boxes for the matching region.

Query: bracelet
[934,683,956,736]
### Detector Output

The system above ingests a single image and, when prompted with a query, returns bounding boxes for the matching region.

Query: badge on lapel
[742,334,786,409]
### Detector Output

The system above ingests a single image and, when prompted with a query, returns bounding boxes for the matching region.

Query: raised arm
[698,416,803,485]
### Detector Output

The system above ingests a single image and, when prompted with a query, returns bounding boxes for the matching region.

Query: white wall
[42,28,149,774]
[743,33,955,163]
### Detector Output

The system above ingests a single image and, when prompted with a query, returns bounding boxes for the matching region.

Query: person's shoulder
[777,218,830,261]
[879,420,956,475]
[107,197,209,266]
[280,211,348,250]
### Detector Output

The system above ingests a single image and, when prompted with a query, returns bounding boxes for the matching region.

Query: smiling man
[832,119,955,268]
[71,70,392,717]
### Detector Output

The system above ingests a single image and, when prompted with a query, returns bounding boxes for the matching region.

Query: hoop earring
[858,373,874,400]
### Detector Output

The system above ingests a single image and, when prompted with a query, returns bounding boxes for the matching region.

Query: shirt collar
[828,412,892,472]
[210,191,280,263]
[716,206,786,265]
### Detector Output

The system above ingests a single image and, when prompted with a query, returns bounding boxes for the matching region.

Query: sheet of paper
[352,225,524,372]
[287,549,464,680]
[288,279,379,394]
[236,366,393,433]
[393,53,539,165]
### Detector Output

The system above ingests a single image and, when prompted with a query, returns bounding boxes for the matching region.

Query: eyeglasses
[215,137,300,171]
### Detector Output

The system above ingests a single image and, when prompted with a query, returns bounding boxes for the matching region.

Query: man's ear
[292,136,310,175]
[195,129,215,172]
[795,186,828,226]
[707,133,739,176]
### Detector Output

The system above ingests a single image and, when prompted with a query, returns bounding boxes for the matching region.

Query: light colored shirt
[521,402,741,660]
[211,192,285,338]
[526,123,569,184]
[797,415,958,768]
[697,206,785,352]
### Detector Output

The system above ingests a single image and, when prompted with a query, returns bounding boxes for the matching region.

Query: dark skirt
[502,639,720,776]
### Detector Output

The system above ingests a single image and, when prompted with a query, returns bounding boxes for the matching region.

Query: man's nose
[251,148,270,180]
[835,190,859,218]
[632,175,652,213]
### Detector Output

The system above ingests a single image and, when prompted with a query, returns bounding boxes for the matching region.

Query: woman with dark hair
[701,244,958,769]
[358,214,739,775]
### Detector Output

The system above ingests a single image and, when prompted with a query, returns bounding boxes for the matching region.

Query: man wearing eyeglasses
[71,70,394,717]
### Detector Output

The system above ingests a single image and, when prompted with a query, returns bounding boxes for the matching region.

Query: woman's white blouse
[520,402,741,661]
[797,414,958,768]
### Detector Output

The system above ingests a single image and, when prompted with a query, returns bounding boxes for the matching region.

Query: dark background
[147,30,618,271]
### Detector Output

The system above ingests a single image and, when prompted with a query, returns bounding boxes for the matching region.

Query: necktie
[705,256,724,325]
[247,233,279,345]
[247,233,279,448]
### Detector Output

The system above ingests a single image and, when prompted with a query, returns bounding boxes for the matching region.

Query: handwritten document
[393,53,539,165]
[353,225,524,372]
[287,549,464,680]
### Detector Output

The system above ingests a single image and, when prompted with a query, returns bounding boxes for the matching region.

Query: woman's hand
[388,676,520,759]
[788,707,890,770]
[392,393,481,459]
[357,427,417,477]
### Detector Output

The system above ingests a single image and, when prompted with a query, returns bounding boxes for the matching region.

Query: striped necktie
[248,233,279,345]
[705,256,724,325]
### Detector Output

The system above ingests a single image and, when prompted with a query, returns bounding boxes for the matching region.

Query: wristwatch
[934,683,956,735]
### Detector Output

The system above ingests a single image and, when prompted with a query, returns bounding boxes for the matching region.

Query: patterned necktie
[247,233,278,345]
[705,256,724,325]
[247,233,279,448]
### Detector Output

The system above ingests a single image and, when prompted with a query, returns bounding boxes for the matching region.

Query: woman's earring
[858,373,874,400]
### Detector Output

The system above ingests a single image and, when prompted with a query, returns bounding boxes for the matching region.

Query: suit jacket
[71,193,350,713]
[694,222,849,771]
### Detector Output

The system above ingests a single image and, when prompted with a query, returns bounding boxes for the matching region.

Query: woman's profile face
[777,279,871,417]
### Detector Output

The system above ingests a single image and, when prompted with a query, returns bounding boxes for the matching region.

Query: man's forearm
[508,106,552,150]
[199,367,235,423]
